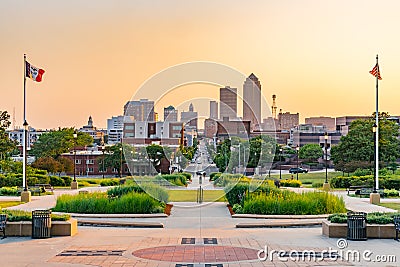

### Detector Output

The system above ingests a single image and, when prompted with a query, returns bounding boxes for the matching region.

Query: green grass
[0,201,23,208]
[378,203,400,211]
[168,190,226,202]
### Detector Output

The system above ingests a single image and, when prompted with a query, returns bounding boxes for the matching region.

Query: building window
[125,133,134,137]
[86,159,94,164]
[87,167,94,173]
[125,125,134,130]
[75,159,81,164]
[112,168,118,173]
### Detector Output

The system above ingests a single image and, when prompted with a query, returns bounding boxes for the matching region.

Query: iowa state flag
[25,61,45,82]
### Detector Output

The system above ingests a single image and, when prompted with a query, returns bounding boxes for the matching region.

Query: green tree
[299,144,323,163]
[0,111,17,160]
[31,128,93,159]
[103,143,134,177]
[331,116,400,171]
[31,156,62,174]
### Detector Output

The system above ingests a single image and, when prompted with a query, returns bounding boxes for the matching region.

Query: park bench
[34,184,54,194]
[0,214,7,239]
[394,215,400,241]
[347,186,383,197]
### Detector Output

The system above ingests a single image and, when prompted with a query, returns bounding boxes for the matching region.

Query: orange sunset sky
[1,0,400,129]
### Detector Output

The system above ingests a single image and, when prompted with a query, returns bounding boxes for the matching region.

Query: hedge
[330,175,400,190]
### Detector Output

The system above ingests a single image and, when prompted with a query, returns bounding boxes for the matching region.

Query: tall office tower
[210,101,218,119]
[124,99,155,121]
[219,86,237,120]
[181,103,198,129]
[164,105,178,121]
[243,73,261,129]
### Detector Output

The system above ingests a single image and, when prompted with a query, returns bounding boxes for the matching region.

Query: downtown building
[243,73,261,131]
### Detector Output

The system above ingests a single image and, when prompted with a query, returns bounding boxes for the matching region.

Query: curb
[236,221,322,228]
[68,213,168,218]
[232,214,329,219]
[78,220,164,228]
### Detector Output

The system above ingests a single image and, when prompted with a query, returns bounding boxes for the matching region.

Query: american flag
[369,63,382,80]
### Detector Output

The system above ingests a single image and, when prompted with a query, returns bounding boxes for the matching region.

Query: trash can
[32,210,51,239]
[347,212,367,240]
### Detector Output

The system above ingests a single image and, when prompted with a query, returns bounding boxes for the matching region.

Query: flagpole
[375,54,379,192]
[23,54,27,191]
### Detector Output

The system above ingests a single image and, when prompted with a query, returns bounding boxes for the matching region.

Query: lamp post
[71,132,78,189]
[296,145,299,180]
[279,148,283,180]
[21,120,31,202]
[370,123,381,204]
[323,132,330,191]
[101,145,105,179]
[119,146,123,178]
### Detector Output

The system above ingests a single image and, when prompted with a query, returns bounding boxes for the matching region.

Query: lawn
[378,203,400,211]
[0,201,23,208]
[168,190,226,202]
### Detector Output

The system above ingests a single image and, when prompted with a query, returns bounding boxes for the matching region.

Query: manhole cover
[181,238,196,244]
[203,238,218,245]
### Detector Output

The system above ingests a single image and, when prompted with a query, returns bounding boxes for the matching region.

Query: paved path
[1,184,400,266]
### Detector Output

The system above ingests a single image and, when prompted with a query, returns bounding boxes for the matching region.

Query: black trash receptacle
[32,210,51,239]
[347,212,367,240]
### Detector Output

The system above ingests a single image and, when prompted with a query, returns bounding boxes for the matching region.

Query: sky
[1,0,400,130]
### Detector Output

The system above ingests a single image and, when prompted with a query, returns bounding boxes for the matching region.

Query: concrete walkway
[1,185,400,266]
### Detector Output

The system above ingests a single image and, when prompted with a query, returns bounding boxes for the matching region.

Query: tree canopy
[331,116,400,171]
[31,128,93,159]
[0,110,17,160]
[299,144,323,163]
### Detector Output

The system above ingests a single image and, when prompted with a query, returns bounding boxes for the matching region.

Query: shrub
[384,189,399,197]
[280,179,302,187]
[107,183,168,203]
[53,192,164,214]
[381,178,400,190]
[1,209,70,222]
[210,172,221,181]
[100,178,120,186]
[160,174,187,186]
[312,182,323,188]
[330,175,400,190]
[50,176,65,186]
[61,176,72,186]
[328,212,400,224]
[0,186,19,196]
[353,168,372,177]
[180,172,192,180]
[224,182,249,206]
[232,203,242,214]
[242,191,346,215]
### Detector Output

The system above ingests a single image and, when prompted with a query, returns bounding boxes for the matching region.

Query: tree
[31,157,62,174]
[103,143,135,177]
[299,144,323,163]
[31,128,93,159]
[331,116,400,171]
[0,111,17,160]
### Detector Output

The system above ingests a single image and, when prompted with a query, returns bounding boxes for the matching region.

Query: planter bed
[322,220,396,239]
[5,218,78,237]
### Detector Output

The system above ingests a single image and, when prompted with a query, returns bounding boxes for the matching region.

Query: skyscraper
[164,105,178,121]
[209,101,218,119]
[124,99,155,121]
[243,73,261,129]
[181,103,198,129]
[219,86,237,120]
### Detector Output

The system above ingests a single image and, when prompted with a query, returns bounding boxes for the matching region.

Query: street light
[296,145,299,180]
[324,132,328,184]
[73,132,77,182]
[101,145,105,179]
[279,148,283,180]
[119,146,123,178]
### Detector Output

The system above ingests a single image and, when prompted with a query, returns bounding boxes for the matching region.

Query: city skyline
[1,1,400,129]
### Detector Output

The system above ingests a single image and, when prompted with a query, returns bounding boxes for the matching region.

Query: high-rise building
[210,101,218,119]
[164,105,178,121]
[181,103,198,129]
[219,86,237,120]
[243,73,261,129]
[107,115,124,144]
[124,99,155,121]
[278,111,299,130]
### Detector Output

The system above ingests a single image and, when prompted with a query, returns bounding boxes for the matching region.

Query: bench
[0,214,7,239]
[35,184,54,194]
[395,215,400,241]
[347,186,383,197]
